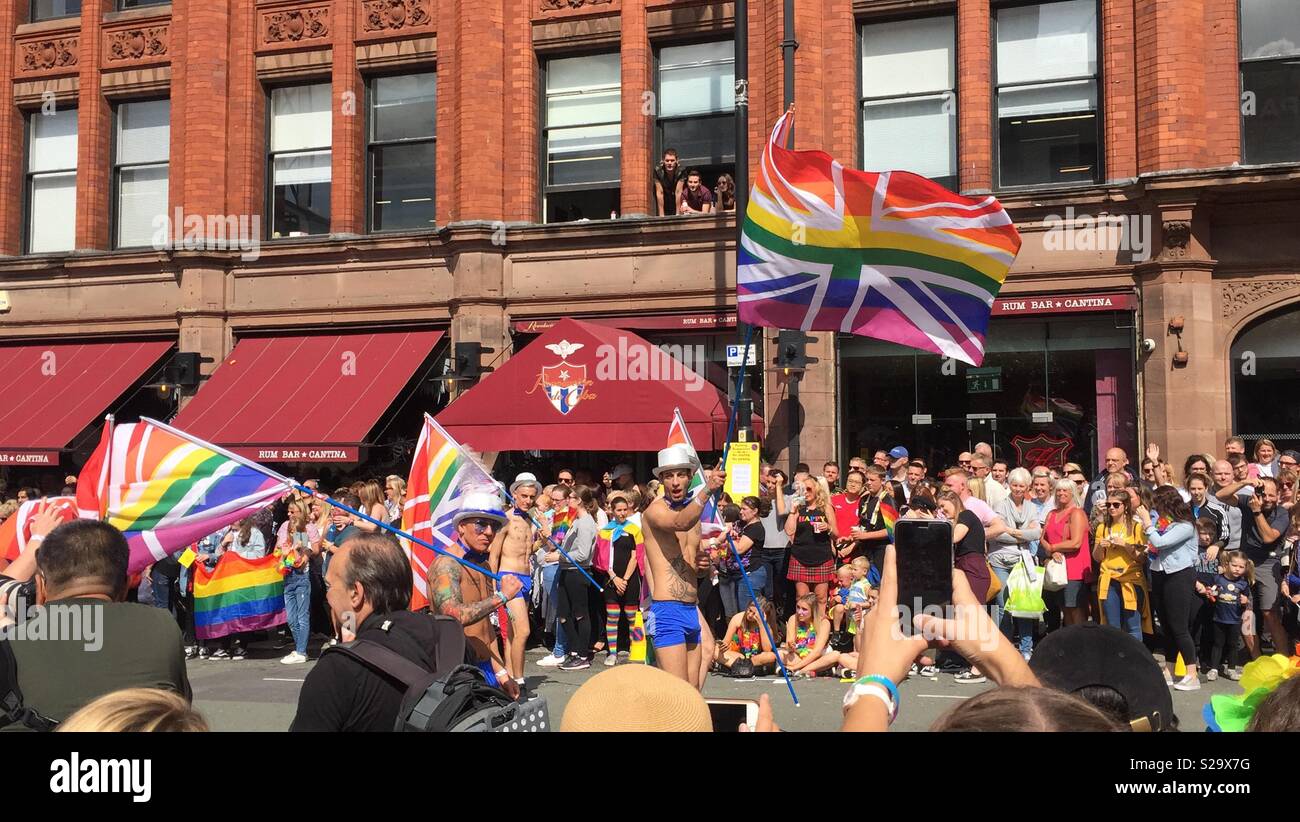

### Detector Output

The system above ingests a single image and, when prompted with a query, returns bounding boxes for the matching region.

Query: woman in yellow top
[1093,490,1152,641]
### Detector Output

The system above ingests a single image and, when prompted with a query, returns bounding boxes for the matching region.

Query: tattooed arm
[429,556,501,626]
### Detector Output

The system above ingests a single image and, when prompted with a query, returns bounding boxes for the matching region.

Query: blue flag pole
[710,325,800,706]
[296,485,501,582]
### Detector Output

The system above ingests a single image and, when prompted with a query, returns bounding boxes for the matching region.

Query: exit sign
[966,367,1002,394]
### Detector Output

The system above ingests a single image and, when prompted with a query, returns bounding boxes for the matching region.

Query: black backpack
[324,615,527,732]
[0,640,60,732]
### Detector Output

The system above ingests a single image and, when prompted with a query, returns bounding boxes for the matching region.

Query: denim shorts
[1063,579,1091,609]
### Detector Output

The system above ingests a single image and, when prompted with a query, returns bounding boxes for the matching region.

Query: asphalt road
[189,638,1237,732]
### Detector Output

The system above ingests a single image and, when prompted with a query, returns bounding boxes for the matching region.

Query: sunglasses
[1107,502,1125,508]
[1074,480,1087,487]
[467,519,498,534]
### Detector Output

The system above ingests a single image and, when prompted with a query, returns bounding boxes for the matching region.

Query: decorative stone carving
[19,38,78,73]
[362,0,432,31]
[1159,220,1191,259]
[540,0,613,10]
[264,7,330,44]
[107,27,169,62]
[1220,280,1300,319]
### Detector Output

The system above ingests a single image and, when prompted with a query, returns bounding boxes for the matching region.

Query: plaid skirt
[787,556,837,584]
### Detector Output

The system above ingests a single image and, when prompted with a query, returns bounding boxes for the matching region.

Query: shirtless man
[491,472,540,688]
[428,488,522,699]
[640,444,725,687]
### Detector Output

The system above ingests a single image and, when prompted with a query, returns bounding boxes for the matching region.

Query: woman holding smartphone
[784,475,840,615]
[1136,486,1200,690]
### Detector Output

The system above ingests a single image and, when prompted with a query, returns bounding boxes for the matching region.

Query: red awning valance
[173,330,443,462]
[436,318,762,453]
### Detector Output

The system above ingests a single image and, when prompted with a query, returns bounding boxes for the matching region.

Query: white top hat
[452,491,508,526]
[653,444,699,479]
[510,472,540,495]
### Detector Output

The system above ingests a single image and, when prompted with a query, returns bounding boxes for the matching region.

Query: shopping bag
[1006,551,1047,620]
[1042,553,1069,592]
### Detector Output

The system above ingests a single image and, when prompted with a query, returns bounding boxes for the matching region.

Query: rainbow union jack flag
[738,109,1022,366]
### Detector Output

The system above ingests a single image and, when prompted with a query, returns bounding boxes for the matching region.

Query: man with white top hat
[641,443,725,687]
[428,484,522,698]
[490,472,541,688]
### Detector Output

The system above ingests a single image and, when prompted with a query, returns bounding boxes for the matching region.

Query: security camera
[1141,338,1156,354]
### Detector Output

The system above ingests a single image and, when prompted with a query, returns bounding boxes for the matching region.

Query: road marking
[915,694,967,699]
[263,677,306,682]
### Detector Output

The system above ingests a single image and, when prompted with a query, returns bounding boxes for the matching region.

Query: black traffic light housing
[774,330,818,375]
[166,352,213,391]
[448,341,495,384]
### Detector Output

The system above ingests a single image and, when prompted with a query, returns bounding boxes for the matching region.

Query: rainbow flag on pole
[105,418,291,575]
[402,413,500,610]
[738,109,1022,366]
[667,407,722,535]
[193,552,287,639]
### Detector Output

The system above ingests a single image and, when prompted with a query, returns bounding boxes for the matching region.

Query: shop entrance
[840,315,1137,475]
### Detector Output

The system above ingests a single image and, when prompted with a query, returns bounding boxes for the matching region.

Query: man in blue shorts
[640,444,725,687]
[491,472,541,690]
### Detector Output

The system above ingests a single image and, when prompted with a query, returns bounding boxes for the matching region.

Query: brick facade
[1,0,1299,471]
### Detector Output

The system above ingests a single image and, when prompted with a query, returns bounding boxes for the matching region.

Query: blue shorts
[650,600,700,648]
[502,571,533,598]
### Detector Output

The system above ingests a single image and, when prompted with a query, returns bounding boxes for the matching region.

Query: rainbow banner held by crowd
[737,108,1022,366]
[193,551,287,640]
[402,413,500,610]
[104,418,292,575]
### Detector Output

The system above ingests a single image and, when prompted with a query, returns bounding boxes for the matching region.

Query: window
[543,53,620,223]
[655,41,735,200]
[30,0,79,21]
[994,0,1100,188]
[1240,0,1300,164]
[268,83,332,238]
[26,108,77,254]
[113,100,169,249]
[859,17,957,190]
[118,0,170,8]
[368,73,436,232]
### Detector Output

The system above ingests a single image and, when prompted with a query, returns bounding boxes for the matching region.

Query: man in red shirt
[830,470,866,561]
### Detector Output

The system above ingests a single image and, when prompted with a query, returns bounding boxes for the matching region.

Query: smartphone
[706,698,759,732]
[894,519,954,611]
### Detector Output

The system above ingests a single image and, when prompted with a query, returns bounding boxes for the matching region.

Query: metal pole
[781,0,799,477]
[734,0,753,441]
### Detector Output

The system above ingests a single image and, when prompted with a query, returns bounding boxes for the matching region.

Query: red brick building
[1,0,1299,483]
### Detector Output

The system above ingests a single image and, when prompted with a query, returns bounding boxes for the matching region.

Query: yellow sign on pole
[724,441,762,499]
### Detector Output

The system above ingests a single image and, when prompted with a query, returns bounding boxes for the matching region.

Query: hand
[812,520,829,534]
[1205,544,1219,564]
[498,675,520,700]
[694,550,713,573]
[1146,443,1160,463]
[613,577,627,595]
[704,463,726,493]
[544,551,560,563]
[500,574,523,601]
[1291,594,1300,606]
[838,545,853,559]
[1249,495,1263,514]
[740,694,780,732]
[28,503,65,540]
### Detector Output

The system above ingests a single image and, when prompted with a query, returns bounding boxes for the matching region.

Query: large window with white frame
[367,72,437,232]
[542,53,621,223]
[113,99,170,249]
[655,40,735,199]
[994,0,1100,188]
[1240,0,1300,164]
[26,107,78,254]
[268,83,332,238]
[859,16,957,190]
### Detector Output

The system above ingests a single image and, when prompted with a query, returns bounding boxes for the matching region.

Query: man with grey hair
[491,473,541,688]
[970,454,1009,507]
[291,533,469,731]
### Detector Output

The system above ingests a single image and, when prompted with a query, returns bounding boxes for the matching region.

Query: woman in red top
[1041,478,1092,626]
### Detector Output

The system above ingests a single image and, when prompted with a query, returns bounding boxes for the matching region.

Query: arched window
[1231,303,1300,452]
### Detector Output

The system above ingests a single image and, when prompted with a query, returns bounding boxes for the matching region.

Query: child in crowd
[1206,550,1253,681]
[830,564,855,631]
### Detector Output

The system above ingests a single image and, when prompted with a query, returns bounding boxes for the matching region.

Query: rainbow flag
[667,407,722,534]
[880,499,898,542]
[738,109,1022,366]
[193,551,286,639]
[402,414,499,610]
[105,419,291,575]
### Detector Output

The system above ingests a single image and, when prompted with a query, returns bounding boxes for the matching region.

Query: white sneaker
[1173,675,1201,691]
[536,654,565,668]
[280,651,307,665]
[604,653,618,667]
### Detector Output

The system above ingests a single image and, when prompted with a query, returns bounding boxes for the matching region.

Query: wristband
[28,534,45,544]
[849,674,900,723]
[842,682,894,720]
[496,590,510,606]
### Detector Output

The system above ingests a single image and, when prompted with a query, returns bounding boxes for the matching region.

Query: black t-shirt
[654,163,683,215]
[741,521,768,564]
[790,509,833,567]
[291,610,450,732]
[954,509,987,558]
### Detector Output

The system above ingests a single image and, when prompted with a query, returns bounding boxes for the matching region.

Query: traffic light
[165,352,213,391]
[447,341,495,385]
[774,330,818,375]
